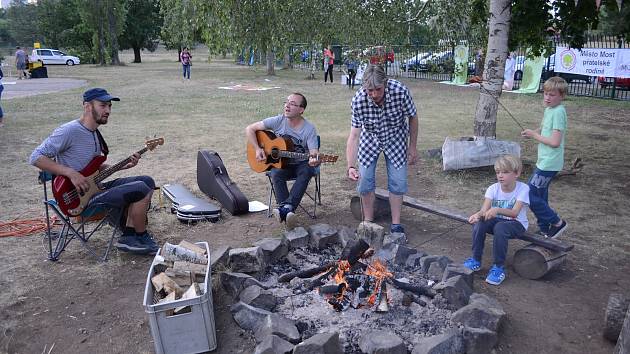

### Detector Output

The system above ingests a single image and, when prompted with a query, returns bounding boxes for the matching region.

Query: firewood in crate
[174,283,200,314]
[161,242,208,264]
[151,272,183,296]
[172,260,207,275]
[164,269,194,288]
[157,291,177,305]
[178,240,207,256]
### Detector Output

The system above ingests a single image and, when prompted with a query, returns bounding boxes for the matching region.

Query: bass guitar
[247,131,338,173]
[52,137,164,216]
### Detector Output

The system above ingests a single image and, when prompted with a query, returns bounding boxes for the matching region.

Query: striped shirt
[351,79,417,169]
[30,119,104,172]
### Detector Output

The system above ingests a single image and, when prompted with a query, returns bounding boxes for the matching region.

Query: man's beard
[92,106,108,125]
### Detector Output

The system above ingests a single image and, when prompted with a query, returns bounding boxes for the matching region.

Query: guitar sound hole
[270,148,280,161]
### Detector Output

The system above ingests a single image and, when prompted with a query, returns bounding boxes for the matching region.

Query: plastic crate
[143,242,217,354]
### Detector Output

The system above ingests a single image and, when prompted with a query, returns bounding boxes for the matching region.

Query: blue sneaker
[463,257,481,272]
[390,224,405,234]
[273,206,290,223]
[485,264,506,285]
[137,231,159,252]
[115,235,155,255]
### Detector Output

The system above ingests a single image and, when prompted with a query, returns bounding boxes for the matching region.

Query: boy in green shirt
[521,77,568,238]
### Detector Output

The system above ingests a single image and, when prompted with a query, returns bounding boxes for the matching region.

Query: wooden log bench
[350,188,574,279]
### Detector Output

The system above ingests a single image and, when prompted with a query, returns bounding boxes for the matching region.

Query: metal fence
[289,34,629,101]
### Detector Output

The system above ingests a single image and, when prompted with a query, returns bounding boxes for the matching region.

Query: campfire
[221,223,507,353]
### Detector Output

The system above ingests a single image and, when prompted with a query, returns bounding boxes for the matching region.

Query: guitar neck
[94,147,149,183]
[279,151,309,160]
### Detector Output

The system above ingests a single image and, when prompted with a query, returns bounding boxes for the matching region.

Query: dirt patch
[1,78,87,100]
[0,58,628,354]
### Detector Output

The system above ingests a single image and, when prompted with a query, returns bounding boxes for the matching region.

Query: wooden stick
[278,262,335,283]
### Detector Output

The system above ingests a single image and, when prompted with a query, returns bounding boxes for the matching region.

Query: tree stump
[614,307,630,353]
[605,293,630,342]
[350,196,391,221]
[513,244,567,279]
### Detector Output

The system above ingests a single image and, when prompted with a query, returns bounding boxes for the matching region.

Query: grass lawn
[0,48,629,353]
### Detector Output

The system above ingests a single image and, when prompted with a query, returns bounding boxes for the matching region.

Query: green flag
[451,45,469,85]
[514,51,545,94]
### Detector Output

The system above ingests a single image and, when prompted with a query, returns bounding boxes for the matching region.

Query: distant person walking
[323,45,335,84]
[180,47,192,80]
[345,57,358,89]
[15,46,28,80]
[0,64,4,127]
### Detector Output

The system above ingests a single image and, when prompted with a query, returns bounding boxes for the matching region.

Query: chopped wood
[157,291,177,305]
[151,272,183,295]
[172,260,208,275]
[278,262,335,283]
[178,240,206,255]
[390,278,436,298]
[375,281,389,313]
[164,269,193,287]
[175,283,200,314]
[340,239,370,265]
[161,242,208,264]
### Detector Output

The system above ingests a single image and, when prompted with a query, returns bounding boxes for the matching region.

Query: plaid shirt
[351,79,417,169]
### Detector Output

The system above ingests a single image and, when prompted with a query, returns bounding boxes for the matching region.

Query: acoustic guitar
[247,131,338,173]
[52,137,164,216]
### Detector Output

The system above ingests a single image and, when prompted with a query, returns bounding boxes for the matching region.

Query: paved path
[1,78,87,100]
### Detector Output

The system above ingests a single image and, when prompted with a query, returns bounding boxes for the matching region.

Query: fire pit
[218,222,506,353]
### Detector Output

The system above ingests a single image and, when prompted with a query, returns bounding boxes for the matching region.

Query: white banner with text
[554,47,630,78]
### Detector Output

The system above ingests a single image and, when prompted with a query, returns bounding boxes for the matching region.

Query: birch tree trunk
[473,0,511,139]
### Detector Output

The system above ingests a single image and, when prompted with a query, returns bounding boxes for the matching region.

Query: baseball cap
[83,88,120,102]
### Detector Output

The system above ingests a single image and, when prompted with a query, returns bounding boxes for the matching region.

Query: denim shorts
[358,154,407,195]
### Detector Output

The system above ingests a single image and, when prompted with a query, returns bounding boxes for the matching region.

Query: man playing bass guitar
[245,92,320,230]
[29,88,158,255]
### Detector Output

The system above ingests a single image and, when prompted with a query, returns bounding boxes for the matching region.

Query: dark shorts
[90,175,155,209]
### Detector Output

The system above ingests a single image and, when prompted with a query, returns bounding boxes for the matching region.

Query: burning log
[319,283,346,295]
[328,294,351,312]
[278,262,335,283]
[375,281,389,313]
[340,239,370,265]
[390,278,436,298]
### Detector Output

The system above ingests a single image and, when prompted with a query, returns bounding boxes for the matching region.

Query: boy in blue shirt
[521,77,568,238]
[463,155,530,285]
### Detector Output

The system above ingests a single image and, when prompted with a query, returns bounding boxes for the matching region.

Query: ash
[265,247,457,353]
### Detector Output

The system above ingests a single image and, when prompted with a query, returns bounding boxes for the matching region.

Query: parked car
[597,76,630,89]
[31,49,80,66]
[400,52,432,72]
[417,51,453,72]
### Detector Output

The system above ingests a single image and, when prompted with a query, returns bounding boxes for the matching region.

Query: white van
[31,49,80,66]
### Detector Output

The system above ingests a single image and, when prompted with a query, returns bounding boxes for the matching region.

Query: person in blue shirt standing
[345,57,358,89]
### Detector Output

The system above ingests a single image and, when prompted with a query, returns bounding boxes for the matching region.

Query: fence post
[414,45,418,79]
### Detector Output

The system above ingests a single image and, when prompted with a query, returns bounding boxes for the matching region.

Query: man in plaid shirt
[346,65,419,234]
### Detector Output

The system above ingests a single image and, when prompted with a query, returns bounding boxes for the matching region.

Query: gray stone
[254,335,294,354]
[357,221,385,250]
[442,264,474,290]
[462,326,498,354]
[210,245,231,271]
[405,253,426,269]
[375,242,399,262]
[384,232,407,245]
[220,271,267,298]
[337,226,357,248]
[394,245,418,266]
[427,261,447,280]
[239,285,278,311]
[230,301,272,332]
[358,330,407,354]
[255,237,289,264]
[419,255,452,274]
[229,246,265,273]
[308,223,339,249]
[254,313,301,344]
[452,293,506,332]
[412,329,464,354]
[293,332,344,354]
[282,227,310,249]
[433,275,472,310]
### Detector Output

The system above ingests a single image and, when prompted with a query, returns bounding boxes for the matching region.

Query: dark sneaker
[273,206,289,224]
[137,232,159,252]
[547,220,568,239]
[485,264,506,285]
[115,235,154,254]
[463,257,481,272]
[390,224,405,234]
[285,211,298,231]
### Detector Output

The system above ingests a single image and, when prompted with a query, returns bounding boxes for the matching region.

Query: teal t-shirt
[536,104,566,171]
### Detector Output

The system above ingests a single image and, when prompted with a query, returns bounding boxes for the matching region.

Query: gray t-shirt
[15,49,27,65]
[30,119,105,172]
[262,114,318,164]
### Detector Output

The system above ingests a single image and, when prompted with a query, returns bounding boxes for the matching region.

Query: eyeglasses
[284,101,301,108]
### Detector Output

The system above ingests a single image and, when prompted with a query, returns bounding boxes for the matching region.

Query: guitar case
[197,150,249,215]
[162,183,221,223]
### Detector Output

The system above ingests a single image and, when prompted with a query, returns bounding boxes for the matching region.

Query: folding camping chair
[266,136,322,219]
[39,171,123,262]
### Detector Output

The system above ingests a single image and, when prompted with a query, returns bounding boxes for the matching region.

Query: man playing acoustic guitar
[245,92,320,230]
[29,88,158,255]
